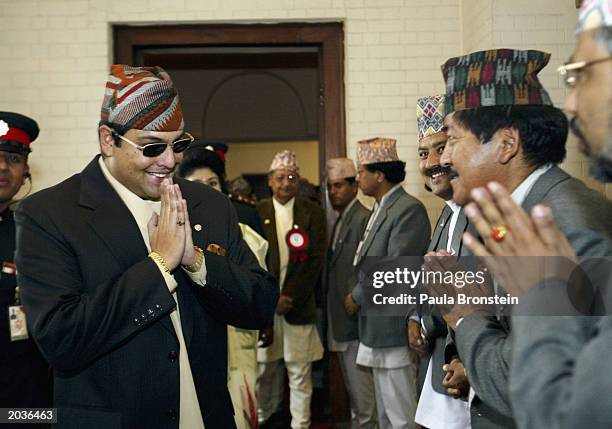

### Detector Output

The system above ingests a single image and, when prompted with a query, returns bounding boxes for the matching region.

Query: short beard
[589,152,612,182]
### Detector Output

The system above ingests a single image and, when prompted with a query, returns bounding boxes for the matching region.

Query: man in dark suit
[410,96,470,429]
[255,151,325,429]
[14,65,278,429]
[460,3,612,427]
[435,48,612,428]
[325,157,376,428]
[0,112,52,425]
[350,137,431,429]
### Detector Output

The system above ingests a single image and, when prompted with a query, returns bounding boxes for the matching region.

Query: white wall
[0,0,604,223]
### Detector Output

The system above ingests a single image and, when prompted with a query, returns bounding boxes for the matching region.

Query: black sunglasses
[111,129,194,157]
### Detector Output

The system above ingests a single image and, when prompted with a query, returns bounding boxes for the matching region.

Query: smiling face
[440,114,504,206]
[99,126,185,200]
[564,28,612,181]
[268,168,299,204]
[418,131,452,200]
[0,150,27,212]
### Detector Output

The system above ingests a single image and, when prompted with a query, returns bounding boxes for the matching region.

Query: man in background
[0,112,52,426]
[326,157,376,428]
[350,137,431,429]
[256,151,325,429]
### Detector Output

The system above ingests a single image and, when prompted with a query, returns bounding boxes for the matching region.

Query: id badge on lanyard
[3,261,28,342]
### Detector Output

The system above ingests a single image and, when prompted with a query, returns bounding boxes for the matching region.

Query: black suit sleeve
[198,196,279,329]
[15,206,177,374]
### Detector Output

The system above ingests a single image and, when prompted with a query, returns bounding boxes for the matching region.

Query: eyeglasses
[273,174,298,183]
[111,130,194,157]
[557,56,612,89]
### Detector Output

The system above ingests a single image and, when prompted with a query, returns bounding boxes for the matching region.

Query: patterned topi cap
[441,49,553,115]
[356,137,399,165]
[416,95,445,141]
[269,150,299,173]
[101,65,184,133]
[326,158,357,180]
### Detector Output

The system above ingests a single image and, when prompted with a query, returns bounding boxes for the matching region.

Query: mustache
[425,165,452,178]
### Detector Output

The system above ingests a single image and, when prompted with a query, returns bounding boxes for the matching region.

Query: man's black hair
[99,121,124,147]
[364,161,406,184]
[452,105,568,167]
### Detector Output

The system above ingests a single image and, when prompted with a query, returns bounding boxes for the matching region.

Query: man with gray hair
[256,151,325,429]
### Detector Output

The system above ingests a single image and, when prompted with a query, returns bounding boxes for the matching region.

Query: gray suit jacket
[454,166,612,428]
[327,199,370,342]
[352,186,431,348]
[509,175,612,428]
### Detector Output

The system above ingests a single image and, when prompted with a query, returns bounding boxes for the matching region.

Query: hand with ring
[148,179,188,270]
[461,182,576,297]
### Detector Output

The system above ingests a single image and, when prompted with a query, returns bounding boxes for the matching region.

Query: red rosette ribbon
[286,227,310,263]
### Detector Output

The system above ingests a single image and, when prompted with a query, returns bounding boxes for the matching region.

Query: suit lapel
[330,201,357,267]
[355,188,403,265]
[79,157,176,338]
[285,199,311,281]
[428,206,453,252]
[450,209,468,256]
[259,200,280,280]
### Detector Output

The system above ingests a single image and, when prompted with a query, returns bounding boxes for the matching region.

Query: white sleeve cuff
[182,255,207,287]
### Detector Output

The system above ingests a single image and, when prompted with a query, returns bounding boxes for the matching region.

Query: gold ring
[491,225,509,242]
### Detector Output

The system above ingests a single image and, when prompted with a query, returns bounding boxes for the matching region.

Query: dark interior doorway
[113,22,346,194]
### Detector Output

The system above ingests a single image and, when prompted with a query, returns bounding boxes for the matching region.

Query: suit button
[168,408,177,420]
[168,350,178,362]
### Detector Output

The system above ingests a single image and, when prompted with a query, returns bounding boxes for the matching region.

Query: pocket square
[206,243,227,256]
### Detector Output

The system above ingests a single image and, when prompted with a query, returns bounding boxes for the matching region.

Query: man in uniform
[325,157,376,428]
[15,65,278,429]
[349,137,431,429]
[0,112,52,420]
[256,151,325,429]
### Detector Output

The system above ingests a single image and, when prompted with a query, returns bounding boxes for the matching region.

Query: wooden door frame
[113,22,346,185]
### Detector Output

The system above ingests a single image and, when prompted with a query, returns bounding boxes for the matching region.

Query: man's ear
[22,164,30,185]
[99,125,116,157]
[497,128,521,165]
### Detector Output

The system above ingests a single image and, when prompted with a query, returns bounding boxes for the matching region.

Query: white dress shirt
[99,158,206,429]
[415,199,471,429]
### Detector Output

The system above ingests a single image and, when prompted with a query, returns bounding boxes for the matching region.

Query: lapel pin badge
[194,224,202,231]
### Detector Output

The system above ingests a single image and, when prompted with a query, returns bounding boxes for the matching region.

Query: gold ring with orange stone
[491,225,509,242]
